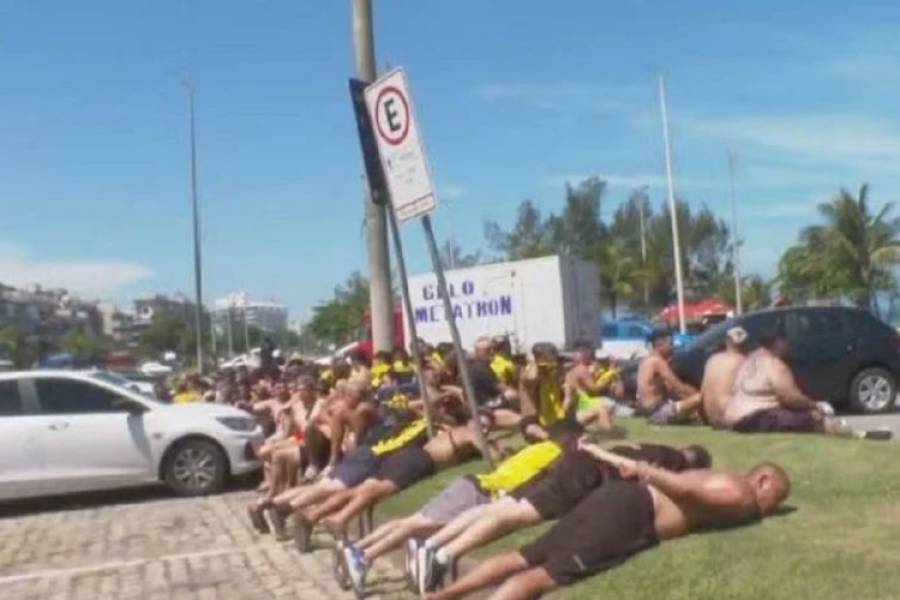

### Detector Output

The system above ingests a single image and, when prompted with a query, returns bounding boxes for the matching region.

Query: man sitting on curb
[636,329,700,425]
[424,453,791,600]
[724,332,890,440]
[700,326,749,427]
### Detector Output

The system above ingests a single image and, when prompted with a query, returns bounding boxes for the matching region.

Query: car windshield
[90,371,160,403]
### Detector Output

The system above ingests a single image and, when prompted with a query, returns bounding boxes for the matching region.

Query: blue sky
[3,1,900,320]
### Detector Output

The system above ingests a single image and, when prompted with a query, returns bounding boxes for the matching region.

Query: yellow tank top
[393,360,415,374]
[538,375,566,426]
[370,418,428,456]
[475,440,561,497]
[490,355,517,386]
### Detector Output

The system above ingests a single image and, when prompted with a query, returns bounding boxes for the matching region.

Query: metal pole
[186,83,205,372]
[387,206,436,437]
[226,306,234,357]
[243,307,250,353]
[422,215,494,468]
[727,148,743,315]
[353,0,394,353]
[658,75,686,334]
[636,187,649,306]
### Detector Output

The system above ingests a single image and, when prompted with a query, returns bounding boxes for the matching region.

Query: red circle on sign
[374,85,410,146]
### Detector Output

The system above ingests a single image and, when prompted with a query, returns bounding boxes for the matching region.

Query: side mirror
[113,398,148,415]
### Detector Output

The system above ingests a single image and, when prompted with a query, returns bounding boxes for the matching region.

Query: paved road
[0,487,410,600]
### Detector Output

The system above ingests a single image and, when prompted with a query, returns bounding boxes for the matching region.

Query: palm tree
[807,184,900,310]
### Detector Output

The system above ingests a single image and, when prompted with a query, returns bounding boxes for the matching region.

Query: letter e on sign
[374,87,409,145]
[364,68,438,223]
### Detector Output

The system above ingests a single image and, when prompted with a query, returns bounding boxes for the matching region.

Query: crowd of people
[164,328,818,600]
[140,320,899,598]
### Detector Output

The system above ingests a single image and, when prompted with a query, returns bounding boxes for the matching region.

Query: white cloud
[685,114,900,172]
[0,245,153,298]
[440,184,466,200]
[744,199,820,218]
[473,82,634,113]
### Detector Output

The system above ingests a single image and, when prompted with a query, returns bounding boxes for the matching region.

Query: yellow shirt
[172,391,199,404]
[370,418,429,456]
[538,375,566,427]
[594,365,619,390]
[371,363,392,387]
[393,360,415,375]
[475,440,562,498]
[490,355,517,387]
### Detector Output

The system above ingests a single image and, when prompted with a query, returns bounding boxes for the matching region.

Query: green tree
[550,177,606,259]
[59,331,111,363]
[438,239,481,269]
[307,272,370,348]
[140,309,195,360]
[484,201,556,259]
[777,184,900,310]
[0,325,38,368]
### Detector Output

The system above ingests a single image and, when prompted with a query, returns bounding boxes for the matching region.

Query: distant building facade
[214,292,288,334]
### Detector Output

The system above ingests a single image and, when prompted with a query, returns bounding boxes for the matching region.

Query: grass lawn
[377,418,900,599]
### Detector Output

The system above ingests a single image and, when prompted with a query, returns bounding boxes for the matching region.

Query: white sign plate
[364,68,438,223]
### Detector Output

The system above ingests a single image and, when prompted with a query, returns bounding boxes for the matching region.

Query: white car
[0,370,263,501]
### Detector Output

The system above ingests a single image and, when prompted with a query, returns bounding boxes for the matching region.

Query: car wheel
[165,439,227,496]
[850,367,897,414]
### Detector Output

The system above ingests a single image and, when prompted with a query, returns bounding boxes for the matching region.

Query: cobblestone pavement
[0,488,412,600]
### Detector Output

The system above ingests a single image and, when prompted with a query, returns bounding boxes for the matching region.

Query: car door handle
[48,421,69,431]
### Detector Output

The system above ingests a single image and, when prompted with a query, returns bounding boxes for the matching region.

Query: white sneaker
[406,538,420,584]
[416,546,430,596]
[343,544,367,594]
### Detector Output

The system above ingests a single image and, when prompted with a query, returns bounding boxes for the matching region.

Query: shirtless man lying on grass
[411,439,711,594]
[425,451,790,600]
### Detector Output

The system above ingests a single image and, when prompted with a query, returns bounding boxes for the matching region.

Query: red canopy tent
[658,298,732,325]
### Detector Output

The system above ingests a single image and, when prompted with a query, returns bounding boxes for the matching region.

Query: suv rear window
[0,380,21,415]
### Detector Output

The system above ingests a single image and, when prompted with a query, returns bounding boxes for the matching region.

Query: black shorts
[519,480,658,586]
[513,450,608,519]
[372,446,436,490]
[331,447,380,487]
[733,408,819,433]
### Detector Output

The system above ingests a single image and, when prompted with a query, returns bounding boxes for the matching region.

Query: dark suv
[672,306,900,414]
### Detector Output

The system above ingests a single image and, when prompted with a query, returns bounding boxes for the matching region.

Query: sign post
[363,68,494,468]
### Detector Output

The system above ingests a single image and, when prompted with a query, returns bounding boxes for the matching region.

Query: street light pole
[352,0,394,352]
[727,148,743,315]
[185,82,205,372]
[658,74,686,334]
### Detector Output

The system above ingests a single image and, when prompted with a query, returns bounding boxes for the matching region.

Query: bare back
[649,470,759,540]
[701,351,746,426]
[424,423,478,468]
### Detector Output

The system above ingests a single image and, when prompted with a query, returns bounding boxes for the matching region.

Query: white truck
[404,255,599,354]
